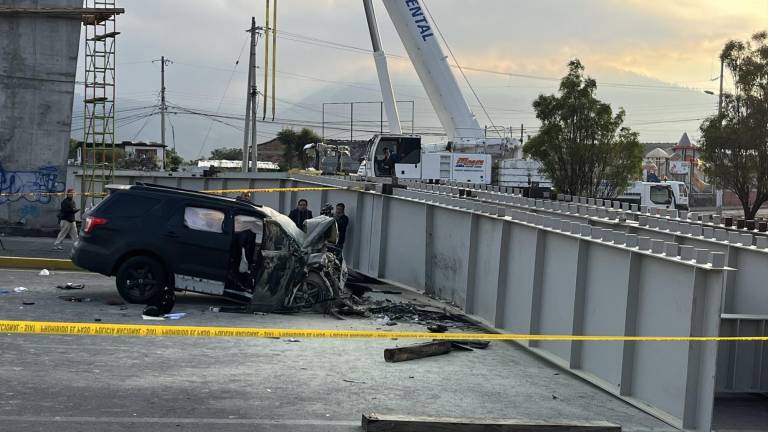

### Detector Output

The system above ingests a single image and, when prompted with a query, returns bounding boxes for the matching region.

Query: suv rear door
[164,200,232,284]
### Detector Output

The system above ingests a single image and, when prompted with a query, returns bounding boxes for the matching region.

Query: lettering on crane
[455,157,485,168]
[404,0,434,41]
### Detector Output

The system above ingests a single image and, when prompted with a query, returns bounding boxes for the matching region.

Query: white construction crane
[357,0,512,184]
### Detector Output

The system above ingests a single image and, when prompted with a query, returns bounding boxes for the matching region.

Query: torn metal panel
[174,274,224,295]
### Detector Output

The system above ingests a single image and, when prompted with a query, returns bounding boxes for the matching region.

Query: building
[196,160,280,172]
[122,141,167,167]
[255,137,368,172]
[74,141,167,169]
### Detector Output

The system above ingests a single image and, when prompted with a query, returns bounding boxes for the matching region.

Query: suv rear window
[98,194,161,217]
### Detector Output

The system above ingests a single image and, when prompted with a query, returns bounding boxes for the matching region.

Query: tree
[277,127,322,169]
[165,148,184,172]
[523,60,643,197]
[209,147,243,161]
[699,31,768,220]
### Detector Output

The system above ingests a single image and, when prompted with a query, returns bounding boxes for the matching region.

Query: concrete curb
[0,256,82,271]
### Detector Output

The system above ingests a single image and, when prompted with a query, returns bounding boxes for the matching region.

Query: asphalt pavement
[0,269,682,432]
[0,235,74,259]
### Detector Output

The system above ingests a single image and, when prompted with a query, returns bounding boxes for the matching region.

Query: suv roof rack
[132,183,261,209]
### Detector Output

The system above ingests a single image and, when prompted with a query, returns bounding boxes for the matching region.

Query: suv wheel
[116,256,167,303]
[290,271,332,312]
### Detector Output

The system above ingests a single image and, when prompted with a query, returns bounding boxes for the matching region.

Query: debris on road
[285,338,301,343]
[0,289,10,295]
[22,301,35,305]
[342,379,366,384]
[142,305,163,317]
[339,298,479,332]
[450,340,491,350]
[384,341,453,363]
[39,269,50,276]
[427,324,448,333]
[57,295,92,302]
[164,313,187,320]
[56,283,85,290]
[13,287,28,293]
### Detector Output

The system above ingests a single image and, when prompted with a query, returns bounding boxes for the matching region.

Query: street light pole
[718,56,724,116]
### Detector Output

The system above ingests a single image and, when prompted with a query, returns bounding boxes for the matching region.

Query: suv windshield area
[72,184,348,315]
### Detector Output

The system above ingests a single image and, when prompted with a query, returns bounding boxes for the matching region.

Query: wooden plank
[362,413,621,432]
[383,341,452,363]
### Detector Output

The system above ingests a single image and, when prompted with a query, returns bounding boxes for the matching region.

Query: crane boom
[362,0,402,134]
[381,0,484,144]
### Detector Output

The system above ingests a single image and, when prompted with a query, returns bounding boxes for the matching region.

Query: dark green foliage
[523,60,643,197]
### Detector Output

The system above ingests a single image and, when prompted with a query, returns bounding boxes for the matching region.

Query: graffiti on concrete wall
[0,164,66,205]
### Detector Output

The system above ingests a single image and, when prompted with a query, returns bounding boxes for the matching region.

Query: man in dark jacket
[288,199,313,230]
[381,147,400,176]
[334,203,349,251]
[53,189,79,250]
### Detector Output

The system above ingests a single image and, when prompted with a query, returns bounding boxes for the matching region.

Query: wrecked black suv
[72,183,347,312]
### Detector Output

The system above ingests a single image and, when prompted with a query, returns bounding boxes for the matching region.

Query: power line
[130,108,159,140]
[197,34,251,158]
[274,29,714,93]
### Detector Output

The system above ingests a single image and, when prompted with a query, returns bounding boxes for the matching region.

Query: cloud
[80,0,765,155]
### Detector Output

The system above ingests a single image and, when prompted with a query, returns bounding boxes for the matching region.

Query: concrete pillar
[0,0,83,228]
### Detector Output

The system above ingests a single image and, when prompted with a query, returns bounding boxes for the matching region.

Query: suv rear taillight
[83,216,108,233]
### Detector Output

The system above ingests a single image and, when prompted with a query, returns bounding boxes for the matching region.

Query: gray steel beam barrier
[384,186,727,432]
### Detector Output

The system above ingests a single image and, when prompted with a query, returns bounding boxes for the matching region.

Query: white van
[664,180,689,210]
[616,181,676,210]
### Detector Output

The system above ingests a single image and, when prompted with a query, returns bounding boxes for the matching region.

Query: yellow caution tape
[0,186,338,198]
[1,320,766,341]
[202,187,338,194]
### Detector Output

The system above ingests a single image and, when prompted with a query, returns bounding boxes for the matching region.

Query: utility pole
[249,20,259,172]
[718,56,724,116]
[153,56,172,150]
[263,0,270,121]
[243,18,256,173]
[715,56,725,213]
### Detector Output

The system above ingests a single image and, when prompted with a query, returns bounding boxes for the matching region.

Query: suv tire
[116,256,167,304]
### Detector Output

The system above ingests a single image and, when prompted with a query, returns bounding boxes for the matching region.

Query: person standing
[288,198,313,229]
[235,191,252,203]
[381,147,399,176]
[334,203,349,251]
[53,189,79,250]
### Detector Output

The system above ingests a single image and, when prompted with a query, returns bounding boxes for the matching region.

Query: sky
[72,0,768,160]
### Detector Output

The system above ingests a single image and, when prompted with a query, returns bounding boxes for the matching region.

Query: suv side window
[184,207,226,233]
[98,194,162,217]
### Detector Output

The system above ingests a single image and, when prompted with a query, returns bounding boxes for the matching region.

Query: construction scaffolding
[81,0,120,210]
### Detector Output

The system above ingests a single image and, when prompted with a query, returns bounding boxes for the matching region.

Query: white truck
[355,0,507,184]
[615,181,677,210]
[664,180,689,210]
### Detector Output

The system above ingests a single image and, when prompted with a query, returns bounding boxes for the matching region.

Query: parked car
[72,183,347,312]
